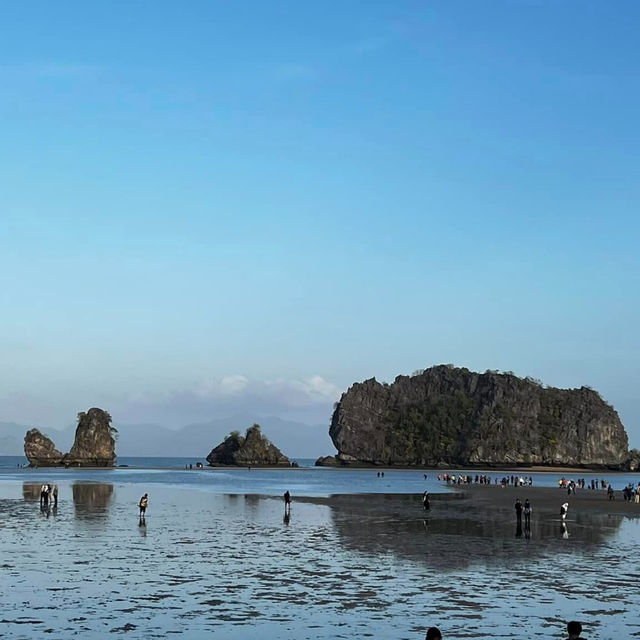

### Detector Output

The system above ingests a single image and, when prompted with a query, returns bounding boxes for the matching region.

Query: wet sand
[454,482,640,515]
[1,480,639,639]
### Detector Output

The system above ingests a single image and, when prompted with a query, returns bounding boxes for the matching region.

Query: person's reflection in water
[515,521,523,538]
[524,519,531,540]
[283,511,291,526]
[138,517,147,537]
[561,522,569,539]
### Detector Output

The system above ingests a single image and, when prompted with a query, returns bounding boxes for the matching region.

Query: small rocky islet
[206,424,293,467]
[24,407,117,467]
[318,365,637,470]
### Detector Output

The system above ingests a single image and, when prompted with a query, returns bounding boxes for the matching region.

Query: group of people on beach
[557,476,640,503]
[439,473,535,486]
[39,483,58,507]
[622,483,640,502]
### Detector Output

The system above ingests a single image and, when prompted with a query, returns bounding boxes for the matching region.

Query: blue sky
[1,1,638,445]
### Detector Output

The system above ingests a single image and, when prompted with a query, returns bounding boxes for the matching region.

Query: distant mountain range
[0,415,333,460]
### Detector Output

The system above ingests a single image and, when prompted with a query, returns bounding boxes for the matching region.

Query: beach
[0,468,639,639]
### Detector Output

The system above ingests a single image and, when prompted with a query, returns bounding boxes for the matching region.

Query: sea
[0,456,639,639]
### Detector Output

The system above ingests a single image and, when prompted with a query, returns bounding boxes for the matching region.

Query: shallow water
[1,477,639,639]
[1,455,638,497]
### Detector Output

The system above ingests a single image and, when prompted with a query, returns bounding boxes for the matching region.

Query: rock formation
[23,408,117,467]
[206,424,291,466]
[322,365,630,468]
[23,429,65,466]
[66,408,117,466]
[627,449,640,472]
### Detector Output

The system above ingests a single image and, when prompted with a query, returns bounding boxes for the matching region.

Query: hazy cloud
[114,375,342,427]
[0,374,343,431]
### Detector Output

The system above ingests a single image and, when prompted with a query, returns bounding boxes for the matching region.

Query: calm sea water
[1,455,638,496]
[1,456,639,639]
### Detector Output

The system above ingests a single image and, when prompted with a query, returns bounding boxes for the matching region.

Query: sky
[0,1,638,446]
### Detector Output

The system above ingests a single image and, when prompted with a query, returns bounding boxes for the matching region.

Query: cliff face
[24,429,65,466]
[207,424,291,466]
[23,408,117,467]
[327,366,629,468]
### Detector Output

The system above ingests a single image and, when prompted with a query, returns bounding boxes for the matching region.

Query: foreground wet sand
[0,481,639,639]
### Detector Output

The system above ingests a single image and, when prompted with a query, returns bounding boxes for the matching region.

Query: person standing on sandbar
[139,493,148,519]
[283,490,291,513]
[514,498,523,525]
[523,498,531,528]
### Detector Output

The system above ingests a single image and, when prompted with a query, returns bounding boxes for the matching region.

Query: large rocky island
[206,424,292,467]
[318,365,630,469]
[24,408,117,467]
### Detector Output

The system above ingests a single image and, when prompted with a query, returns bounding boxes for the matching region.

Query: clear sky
[1,1,638,444]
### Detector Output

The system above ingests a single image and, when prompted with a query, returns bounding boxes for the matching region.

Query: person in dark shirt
[566,620,586,639]
[425,627,442,640]
[514,498,523,524]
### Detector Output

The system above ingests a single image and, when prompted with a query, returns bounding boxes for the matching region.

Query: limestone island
[206,424,294,467]
[24,407,117,467]
[316,365,634,470]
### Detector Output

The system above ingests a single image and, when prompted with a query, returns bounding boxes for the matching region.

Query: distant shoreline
[6,459,638,475]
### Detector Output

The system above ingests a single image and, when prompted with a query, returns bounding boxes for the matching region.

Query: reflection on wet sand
[321,493,624,569]
[2,484,639,639]
[72,482,114,520]
[22,483,42,502]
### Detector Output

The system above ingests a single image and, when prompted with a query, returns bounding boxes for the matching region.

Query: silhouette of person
[422,491,430,511]
[425,627,442,640]
[523,499,531,528]
[283,490,291,513]
[566,620,586,639]
[514,498,523,524]
[560,502,569,521]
